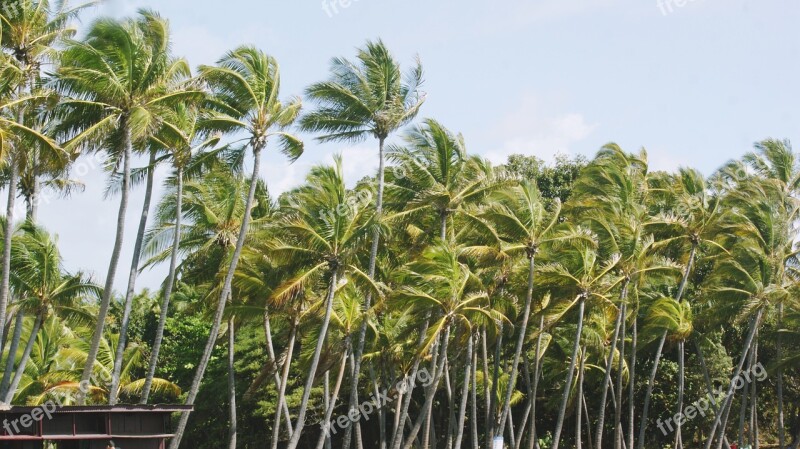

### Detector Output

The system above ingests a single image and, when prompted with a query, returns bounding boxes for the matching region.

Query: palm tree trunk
[78,121,133,405]
[498,255,536,438]
[627,303,638,449]
[577,347,586,449]
[552,296,586,449]
[675,340,685,449]
[487,322,504,448]
[705,309,763,449]
[613,303,627,449]
[228,316,237,449]
[262,309,294,435]
[636,243,696,447]
[345,136,386,449]
[471,333,480,449]
[141,165,183,403]
[0,311,24,398]
[285,270,339,449]
[595,283,627,449]
[529,315,545,449]
[402,325,451,449]
[110,151,157,405]
[25,165,39,221]
[3,314,42,403]
[636,331,667,449]
[316,343,349,449]
[389,318,430,449]
[778,302,786,449]
[0,162,18,363]
[169,146,263,449]
[271,319,298,449]
[453,332,473,449]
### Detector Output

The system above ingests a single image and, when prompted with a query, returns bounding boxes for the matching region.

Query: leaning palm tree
[393,242,501,449]
[301,40,424,449]
[169,46,303,449]
[54,9,195,402]
[473,181,588,444]
[272,157,375,449]
[137,101,219,404]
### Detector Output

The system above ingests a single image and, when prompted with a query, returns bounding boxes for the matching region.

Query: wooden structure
[0,405,192,449]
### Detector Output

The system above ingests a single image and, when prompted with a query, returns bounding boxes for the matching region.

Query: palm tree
[137,101,219,404]
[270,157,375,449]
[168,46,303,449]
[393,242,500,449]
[301,40,424,449]
[474,181,586,444]
[54,9,195,401]
[537,245,621,449]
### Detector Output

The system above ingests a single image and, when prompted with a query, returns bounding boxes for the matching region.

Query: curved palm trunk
[110,151,157,405]
[270,319,298,449]
[497,255,536,438]
[25,170,39,222]
[0,311,25,398]
[3,315,42,403]
[635,331,666,449]
[389,318,430,449]
[613,303,626,449]
[471,333,480,449]
[528,315,545,449]
[704,309,763,449]
[675,340,685,449]
[778,303,786,448]
[78,122,133,405]
[594,283,627,449]
[0,162,18,363]
[487,322,504,449]
[141,166,183,403]
[344,136,386,449]
[636,244,696,446]
[453,333,473,449]
[551,296,586,449]
[169,146,262,449]
[315,343,349,449]
[577,347,586,449]
[401,325,451,449]
[228,316,237,449]
[627,302,638,449]
[285,270,338,449]
[262,309,294,435]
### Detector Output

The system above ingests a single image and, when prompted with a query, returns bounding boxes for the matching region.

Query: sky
[28,0,800,292]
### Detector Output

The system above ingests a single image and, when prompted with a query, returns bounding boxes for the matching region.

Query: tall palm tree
[474,181,587,444]
[272,157,375,449]
[393,243,500,449]
[55,9,195,402]
[137,101,219,404]
[301,40,424,449]
[169,46,303,449]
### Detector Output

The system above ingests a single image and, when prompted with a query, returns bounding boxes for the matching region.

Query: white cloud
[483,94,598,164]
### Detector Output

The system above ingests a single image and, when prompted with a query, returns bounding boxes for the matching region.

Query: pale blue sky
[35,0,799,291]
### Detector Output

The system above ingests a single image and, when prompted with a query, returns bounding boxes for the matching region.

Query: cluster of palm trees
[1,2,799,449]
